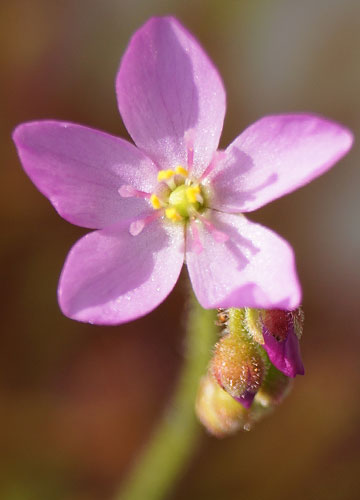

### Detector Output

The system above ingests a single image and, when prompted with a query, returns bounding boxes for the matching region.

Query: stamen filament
[129,211,162,236]
[196,213,229,243]
[199,151,226,181]
[119,185,150,199]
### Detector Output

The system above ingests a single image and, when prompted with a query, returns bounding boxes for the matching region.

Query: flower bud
[211,309,268,408]
[195,374,250,437]
[255,363,292,408]
[244,308,304,378]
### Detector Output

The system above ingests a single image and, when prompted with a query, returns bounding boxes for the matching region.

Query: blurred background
[1,0,360,498]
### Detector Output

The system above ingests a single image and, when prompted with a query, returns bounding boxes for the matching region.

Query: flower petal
[58,219,184,325]
[263,327,304,378]
[13,121,158,228]
[208,114,353,212]
[116,16,226,175]
[186,211,301,310]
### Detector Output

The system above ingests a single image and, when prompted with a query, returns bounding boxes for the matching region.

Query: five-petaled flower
[13,17,353,325]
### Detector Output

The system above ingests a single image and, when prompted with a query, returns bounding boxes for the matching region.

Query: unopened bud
[195,374,250,437]
[211,309,268,408]
[255,363,292,407]
[244,308,304,378]
[244,364,293,426]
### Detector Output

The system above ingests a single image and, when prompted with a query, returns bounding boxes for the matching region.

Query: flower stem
[115,293,217,500]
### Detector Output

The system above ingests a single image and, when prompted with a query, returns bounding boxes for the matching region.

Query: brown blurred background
[1,0,360,499]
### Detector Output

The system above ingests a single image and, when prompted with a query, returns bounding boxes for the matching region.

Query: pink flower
[13,17,353,325]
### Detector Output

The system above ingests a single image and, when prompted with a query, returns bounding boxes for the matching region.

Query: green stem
[114,293,217,500]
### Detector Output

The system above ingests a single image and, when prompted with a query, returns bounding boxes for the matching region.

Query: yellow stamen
[157,169,175,181]
[175,166,188,177]
[186,185,201,203]
[150,194,161,210]
[165,207,183,222]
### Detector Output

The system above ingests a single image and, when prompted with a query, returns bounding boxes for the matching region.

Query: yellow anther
[157,169,175,181]
[150,194,161,210]
[175,166,188,177]
[165,207,183,222]
[186,185,201,203]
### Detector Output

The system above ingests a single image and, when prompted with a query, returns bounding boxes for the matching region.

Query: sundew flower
[13,17,353,325]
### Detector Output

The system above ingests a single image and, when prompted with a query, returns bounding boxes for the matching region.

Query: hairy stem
[115,293,217,500]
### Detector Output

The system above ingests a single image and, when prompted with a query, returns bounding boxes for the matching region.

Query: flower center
[150,166,205,222]
[118,160,229,247]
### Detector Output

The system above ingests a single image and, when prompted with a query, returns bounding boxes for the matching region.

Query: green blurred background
[1,0,360,499]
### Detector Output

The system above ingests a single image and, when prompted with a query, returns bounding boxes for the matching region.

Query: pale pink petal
[116,16,226,176]
[58,219,184,325]
[208,114,353,213]
[186,211,301,310]
[13,121,158,228]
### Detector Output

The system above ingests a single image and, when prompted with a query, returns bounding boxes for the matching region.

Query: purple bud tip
[233,390,256,409]
[261,309,304,377]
